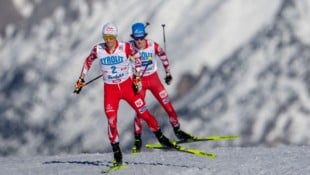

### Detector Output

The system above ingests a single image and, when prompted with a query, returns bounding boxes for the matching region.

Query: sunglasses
[103,35,116,41]
[133,36,145,41]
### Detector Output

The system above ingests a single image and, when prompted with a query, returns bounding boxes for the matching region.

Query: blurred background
[0,0,309,157]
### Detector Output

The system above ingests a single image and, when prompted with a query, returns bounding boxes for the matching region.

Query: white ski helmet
[102,22,118,36]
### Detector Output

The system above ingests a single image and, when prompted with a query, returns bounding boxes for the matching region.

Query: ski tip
[205,135,240,140]
[197,150,217,158]
[205,153,217,158]
[102,164,128,174]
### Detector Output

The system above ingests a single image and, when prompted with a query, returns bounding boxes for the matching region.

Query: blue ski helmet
[131,22,147,38]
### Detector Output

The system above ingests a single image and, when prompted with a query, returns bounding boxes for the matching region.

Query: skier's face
[134,37,146,50]
[103,34,117,49]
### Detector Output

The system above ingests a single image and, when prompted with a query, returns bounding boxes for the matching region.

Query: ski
[146,142,217,158]
[146,135,239,146]
[176,135,239,144]
[102,164,128,174]
[145,135,238,158]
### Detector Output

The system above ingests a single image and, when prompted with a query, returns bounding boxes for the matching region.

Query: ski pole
[141,57,153,78]
[161,24,167,52]
[73,74,102,94]
[161,24,173,85]
[84,74,103,86]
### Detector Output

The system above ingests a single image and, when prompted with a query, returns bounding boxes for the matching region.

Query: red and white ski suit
[80,41,160,144]
[130,39,180,135]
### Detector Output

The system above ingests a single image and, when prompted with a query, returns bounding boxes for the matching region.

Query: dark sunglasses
[133,36,145,41]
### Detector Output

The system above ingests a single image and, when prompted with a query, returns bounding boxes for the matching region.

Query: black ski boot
[154,130,175,148]
[174,126,194,141]
[111,142,122,166]
[132,134,142,153]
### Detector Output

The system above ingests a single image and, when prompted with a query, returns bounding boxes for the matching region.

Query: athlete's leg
[148,73,179,127]
[103,83,122,164]
[133,87,147,135]
[104,84,121,144]
[132,86,146,152]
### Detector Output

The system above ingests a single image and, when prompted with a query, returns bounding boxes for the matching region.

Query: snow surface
[1,146,309,175]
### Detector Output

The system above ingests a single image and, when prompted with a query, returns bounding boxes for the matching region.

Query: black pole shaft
[84,74,103,86]
[161,24,167,52]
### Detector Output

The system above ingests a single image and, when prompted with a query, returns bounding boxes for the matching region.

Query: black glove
[165,75,172,85]
[73,78,85,94]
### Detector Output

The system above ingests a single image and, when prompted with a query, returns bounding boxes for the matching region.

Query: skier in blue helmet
[129,22,194,153]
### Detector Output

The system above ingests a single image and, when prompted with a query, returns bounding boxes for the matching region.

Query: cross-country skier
[129,22,194,153]
[74,22,175,167]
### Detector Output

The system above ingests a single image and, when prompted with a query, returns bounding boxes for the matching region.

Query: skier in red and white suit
[74,22,175,166]
[129,22,193,152]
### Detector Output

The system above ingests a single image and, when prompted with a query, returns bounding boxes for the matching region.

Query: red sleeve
[80,45,98,76]
[154,42,170,74]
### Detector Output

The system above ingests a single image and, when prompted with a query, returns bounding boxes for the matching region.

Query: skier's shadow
[43,160,112,167]
[44,160,121,174]
[43,160,203,169]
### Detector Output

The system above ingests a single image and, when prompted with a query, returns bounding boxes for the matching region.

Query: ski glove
[165,74,173,85]
[74,78,85,94]
[132,76,142,93]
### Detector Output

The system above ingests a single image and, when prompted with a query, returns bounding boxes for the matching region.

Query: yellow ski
[146,142,217,158]
[176,135,239,144]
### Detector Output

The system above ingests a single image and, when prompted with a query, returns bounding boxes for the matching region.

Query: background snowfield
[1,0,310,174]
[1,146,309,175]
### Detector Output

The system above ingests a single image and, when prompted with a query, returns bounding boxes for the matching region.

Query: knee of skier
[106,113,117,127]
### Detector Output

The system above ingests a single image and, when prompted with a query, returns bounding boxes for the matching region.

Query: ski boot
[154,130,176,148]
[174,126,195,141]
[132,134,142,153]
[111,142,122,166]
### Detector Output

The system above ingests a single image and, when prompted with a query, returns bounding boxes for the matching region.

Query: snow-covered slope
[0,0,309,156]
[0,146,309,175]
